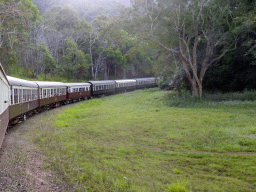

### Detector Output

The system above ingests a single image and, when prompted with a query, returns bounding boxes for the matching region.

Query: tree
[0,0,39,73]
[39,45,55,80]
[62,38,89,81]
[44,4,79,32]
[134,0,238,98]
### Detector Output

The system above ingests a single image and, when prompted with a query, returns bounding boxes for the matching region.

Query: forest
[1,0,256,97]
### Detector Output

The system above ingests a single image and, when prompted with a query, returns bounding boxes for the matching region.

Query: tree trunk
[191,78,199,96]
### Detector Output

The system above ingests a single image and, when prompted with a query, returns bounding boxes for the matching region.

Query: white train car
[0,63,10,147]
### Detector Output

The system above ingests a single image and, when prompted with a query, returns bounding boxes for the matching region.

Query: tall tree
[62,38,89,81]
[39,44,55,80]
[132,0,238,97]
[0,0,39,73]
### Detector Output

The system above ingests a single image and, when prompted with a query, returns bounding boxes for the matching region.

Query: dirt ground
[0,108,70,192]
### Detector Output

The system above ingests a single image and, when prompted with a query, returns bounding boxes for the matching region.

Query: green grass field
[27,88,256,191]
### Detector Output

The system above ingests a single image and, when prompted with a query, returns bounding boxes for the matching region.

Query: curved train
[0,63,159,147]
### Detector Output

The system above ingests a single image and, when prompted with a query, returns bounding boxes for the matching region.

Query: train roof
[34,81,67,88]
[136,77,156,81]
[65,83,90,87]
[0,63,9,86]
[7,76,38,88]
[88,80,116,85]
[115,79,136,83]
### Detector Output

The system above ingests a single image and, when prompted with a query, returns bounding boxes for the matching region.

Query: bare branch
[145,36,179,53]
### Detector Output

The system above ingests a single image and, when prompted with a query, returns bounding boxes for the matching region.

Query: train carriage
[7,76,39,124]
[115,79,136,93]
[66,83,91,102]
[88,80,116,96]
[136,78,156,89]
[0,64,10,147]
[34,81,67,107]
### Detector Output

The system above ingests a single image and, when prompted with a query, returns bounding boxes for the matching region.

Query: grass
[167,90,256,107]
[25,88,256,191]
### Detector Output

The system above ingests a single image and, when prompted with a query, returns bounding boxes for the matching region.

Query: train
[0,63,159,148]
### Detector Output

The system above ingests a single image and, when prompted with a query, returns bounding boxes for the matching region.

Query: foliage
[38,44,55,79]
[167,89,256,107]
[62,38,90,81]
[0,0,39,72]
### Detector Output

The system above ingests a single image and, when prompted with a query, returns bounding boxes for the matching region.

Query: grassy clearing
[26,88,256,191]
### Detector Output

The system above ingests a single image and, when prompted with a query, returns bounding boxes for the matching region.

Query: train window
[43,89,46,98]
[14,89,18,104]
[29,89,32,101]
[33,89,37,100]
[25,89,27,101]
[23,89,26,102]
[26,89,30,101]
[28,89,30,101]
